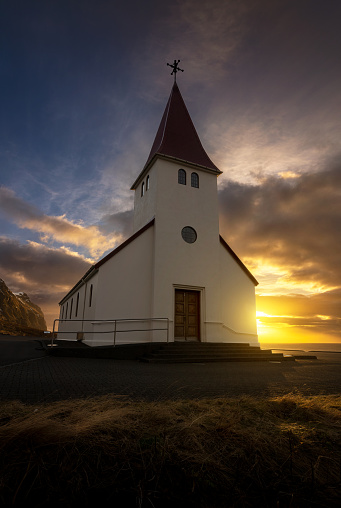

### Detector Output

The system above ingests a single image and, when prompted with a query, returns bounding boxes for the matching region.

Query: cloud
[256,290,341,341]
[98,209,133,238]
[257,289,341,320]
[0,186,121,258]
[0,237,91,291]
[218,156,341,291]
[136,0,249,96]
[0,236,93,329]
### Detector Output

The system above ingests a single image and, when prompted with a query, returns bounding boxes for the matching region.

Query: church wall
[57,272,98,341]
[80,273,99,342]
[219,242,258,344]
[86,225,156,346]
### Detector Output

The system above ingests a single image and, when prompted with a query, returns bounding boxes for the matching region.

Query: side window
[70,298,73,319]
[61,306,64,320]
[178,169,186,185]
[141,181,145,197]
[89,284,93,307]
[75,292,79,317]
[191,172,199,188]
[66,302,68,319]
[146,175,150,190]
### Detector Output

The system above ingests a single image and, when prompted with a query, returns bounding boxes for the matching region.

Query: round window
[181,226,197,243]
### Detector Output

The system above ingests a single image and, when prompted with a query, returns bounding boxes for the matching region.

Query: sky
[1,0,340,343]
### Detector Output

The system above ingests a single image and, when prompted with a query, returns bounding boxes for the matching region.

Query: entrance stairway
[140,342,295,363]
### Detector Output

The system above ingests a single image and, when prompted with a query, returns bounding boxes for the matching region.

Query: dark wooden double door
[174,290,200,341]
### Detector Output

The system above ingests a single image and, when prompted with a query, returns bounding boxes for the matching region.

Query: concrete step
[155,348,264,355]
[139,342,296,364]
[165,342,253,348]
[160,345,262,350]
[148,352,273,359]
[140,355,294,364]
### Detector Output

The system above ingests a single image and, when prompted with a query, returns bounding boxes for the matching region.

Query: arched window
[178,169,186,185]
[146,175,150,190]
[191,172,199,188]
[70,298,73,319]
[141,181,145,196]
[89,284,93,307]
[75,292,79,317]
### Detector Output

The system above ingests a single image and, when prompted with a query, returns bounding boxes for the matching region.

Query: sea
[259,342,341,353]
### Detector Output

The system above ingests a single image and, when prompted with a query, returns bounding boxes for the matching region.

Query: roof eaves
[58,266,98,305]
[58,219,155,306]
[94,218,155,269]
[219,235,259,286]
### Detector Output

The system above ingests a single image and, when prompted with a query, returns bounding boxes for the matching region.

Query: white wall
[57,273,98,341]
[87,224,156,346]
[219,241,258,344]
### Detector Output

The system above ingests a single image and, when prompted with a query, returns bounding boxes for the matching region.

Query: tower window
[191,172,199,188]
[178,169,186,185]
[141,181,145,196]
[146,175,150,190]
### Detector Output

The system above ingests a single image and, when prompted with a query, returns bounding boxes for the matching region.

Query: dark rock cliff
[0,278,46,334]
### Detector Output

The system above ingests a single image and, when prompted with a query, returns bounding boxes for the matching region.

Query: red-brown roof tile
[132,83,220,189]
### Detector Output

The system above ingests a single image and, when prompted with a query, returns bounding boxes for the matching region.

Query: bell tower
[130,72,227,341]
[131,80,222,235]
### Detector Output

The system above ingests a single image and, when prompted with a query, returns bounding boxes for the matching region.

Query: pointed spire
[132,83,221,189]
[145,83,220,173]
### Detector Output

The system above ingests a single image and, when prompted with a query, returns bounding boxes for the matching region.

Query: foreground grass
[0,394,340,507]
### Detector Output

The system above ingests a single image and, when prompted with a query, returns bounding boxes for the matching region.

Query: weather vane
[167,59,184,82]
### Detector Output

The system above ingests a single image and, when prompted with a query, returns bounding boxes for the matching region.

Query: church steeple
[131,83,221,189]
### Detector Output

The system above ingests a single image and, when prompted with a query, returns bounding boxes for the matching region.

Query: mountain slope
[0,278,46,334]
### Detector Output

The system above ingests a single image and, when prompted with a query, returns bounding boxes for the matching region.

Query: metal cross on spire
[167,59,184,82]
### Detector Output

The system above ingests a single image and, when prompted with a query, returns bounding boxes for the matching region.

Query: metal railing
[50,318,169,347]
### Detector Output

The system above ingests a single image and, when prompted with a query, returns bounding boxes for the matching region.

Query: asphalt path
[0,335,340,404]
[0,335,47,367]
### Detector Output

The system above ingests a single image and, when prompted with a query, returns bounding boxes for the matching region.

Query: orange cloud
[0,237,93,329]
[0,186,121,258]
[256,291,341,343]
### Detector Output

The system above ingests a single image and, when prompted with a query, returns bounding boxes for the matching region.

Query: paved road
[0,336,340,403]
[0,336,47,367]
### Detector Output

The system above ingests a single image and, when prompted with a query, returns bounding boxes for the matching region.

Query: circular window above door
[181,226,197,243]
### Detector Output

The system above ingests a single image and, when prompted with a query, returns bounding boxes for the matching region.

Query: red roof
[132,83,220,188]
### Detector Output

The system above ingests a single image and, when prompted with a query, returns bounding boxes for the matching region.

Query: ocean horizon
[260,342,341,353]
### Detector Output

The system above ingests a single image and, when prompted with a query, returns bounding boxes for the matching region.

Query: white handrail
[50,318,169,347]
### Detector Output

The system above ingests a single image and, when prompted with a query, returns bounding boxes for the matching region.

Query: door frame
[173,285,205,342]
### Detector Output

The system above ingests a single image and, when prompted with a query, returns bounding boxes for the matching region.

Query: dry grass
[0,394,340,507]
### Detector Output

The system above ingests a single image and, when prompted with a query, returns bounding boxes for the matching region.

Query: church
[58,69,259,347]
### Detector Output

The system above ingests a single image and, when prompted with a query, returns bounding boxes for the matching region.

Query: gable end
[219,235,258,286]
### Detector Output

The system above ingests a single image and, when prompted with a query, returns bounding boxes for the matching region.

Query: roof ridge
[155,84,174,155]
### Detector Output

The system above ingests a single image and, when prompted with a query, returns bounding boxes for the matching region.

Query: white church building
[58,80,259,347]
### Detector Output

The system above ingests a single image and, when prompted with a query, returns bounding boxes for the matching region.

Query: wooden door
[174,290,200,340]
